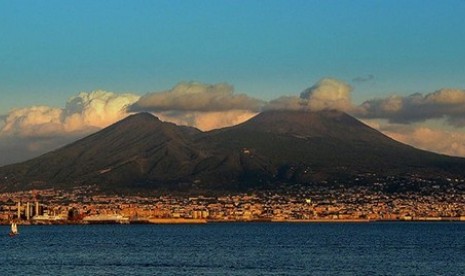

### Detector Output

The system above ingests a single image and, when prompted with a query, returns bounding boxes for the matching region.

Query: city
[2,174,465,224]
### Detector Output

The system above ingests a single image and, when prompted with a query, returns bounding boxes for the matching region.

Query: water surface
[1,222,464,275]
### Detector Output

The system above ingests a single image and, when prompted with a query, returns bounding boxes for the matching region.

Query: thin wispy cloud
[352,74,375,83]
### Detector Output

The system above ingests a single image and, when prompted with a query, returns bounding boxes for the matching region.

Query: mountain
[1,110,464,193]
[194,110,465,186]
[0,113,205,192]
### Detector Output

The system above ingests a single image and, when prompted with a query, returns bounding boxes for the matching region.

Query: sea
[1,222,465,275]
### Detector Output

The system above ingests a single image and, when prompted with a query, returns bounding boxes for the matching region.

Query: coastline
[2,217,465,225]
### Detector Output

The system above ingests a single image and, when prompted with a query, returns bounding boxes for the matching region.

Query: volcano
[1,110,464,193]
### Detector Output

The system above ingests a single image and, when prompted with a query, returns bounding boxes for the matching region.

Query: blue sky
[2,0,465,164]
[2,0,465,113]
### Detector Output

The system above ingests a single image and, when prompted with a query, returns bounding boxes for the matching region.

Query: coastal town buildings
[2,174,465,224]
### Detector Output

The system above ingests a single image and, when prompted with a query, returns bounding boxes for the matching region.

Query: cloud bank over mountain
[1,90,139,138]
[1,79,465,165]
[128,82,261,131]
[362,120,465,158]
[0,91,139,165]
[359,88,465,127]
[129,82,264,113]
[265,78,355,112]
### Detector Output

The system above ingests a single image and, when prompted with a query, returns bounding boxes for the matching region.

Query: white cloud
[0,90,140,165]
[301,78,353,112]
[63,90,140,132]
[130,82,263,112]
[265,78,355,112]
[265,96,305,111]
[156,110,257,131]
[359,88,465,127]
[1,106,64,137]
[128,81,262,131]
[362,119,465,158]
[1,90,140,138]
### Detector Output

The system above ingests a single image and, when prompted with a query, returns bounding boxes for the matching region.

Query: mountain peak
[118,112,161,125]
[250,109,349,124]
[235,109,371,139]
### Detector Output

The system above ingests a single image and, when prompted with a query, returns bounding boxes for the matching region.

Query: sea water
[1,222,465,275]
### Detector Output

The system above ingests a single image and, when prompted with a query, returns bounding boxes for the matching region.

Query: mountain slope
[195,110,465,183]
[0,113,205,191]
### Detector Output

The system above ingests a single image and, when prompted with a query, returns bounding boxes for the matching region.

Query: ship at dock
[83,214,130,224]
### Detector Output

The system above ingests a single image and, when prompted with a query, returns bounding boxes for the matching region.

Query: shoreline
[2,217,465,225]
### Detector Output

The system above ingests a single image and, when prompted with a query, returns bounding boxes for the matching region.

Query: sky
[1,0,465,165]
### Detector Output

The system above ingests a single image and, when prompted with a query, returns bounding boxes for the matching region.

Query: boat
[83,214,130,224]
[9,222,18,237]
